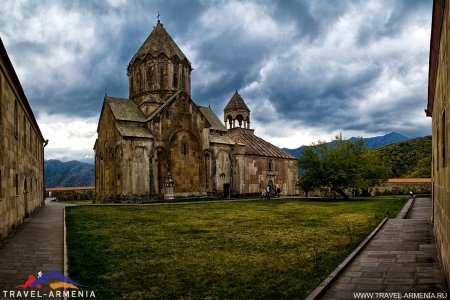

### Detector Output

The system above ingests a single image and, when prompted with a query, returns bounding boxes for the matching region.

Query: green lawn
[65,197,407,299]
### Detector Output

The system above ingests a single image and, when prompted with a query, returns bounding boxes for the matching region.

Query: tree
[297,134,389,199]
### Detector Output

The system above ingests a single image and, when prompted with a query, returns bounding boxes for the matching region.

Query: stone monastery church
[94,20,298,201]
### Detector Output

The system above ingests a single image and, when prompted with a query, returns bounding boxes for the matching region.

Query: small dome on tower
[224,90,251,130]
[224,90,250,112]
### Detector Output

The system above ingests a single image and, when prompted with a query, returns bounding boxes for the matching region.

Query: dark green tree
[297,134,389,199]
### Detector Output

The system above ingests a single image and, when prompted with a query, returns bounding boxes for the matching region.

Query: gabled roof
[198,106,227,131]
[115,123,153,139]
[226,128,295,159]
[224,90,250,112]
[106,96,146,122]
[129,20,191,67]
[145,90,182,122]
[97,96,152,139]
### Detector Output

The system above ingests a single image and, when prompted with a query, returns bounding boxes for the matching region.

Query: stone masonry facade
[0,38,46,240]
[427,0,450,290]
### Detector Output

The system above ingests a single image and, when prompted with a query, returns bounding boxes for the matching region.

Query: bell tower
[127,20,192,117]
[224,90,251,129]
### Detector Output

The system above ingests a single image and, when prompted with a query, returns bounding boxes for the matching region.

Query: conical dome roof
[129,20,191,67]
[224,90,250,112]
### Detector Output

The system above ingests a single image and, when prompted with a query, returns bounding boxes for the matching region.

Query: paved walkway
[0,199,68,299]
[320,197,448,299]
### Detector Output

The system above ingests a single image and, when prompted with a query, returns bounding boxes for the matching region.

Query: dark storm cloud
[0,0,433,160]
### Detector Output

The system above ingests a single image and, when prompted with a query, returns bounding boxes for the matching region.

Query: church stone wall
[95,104,115,200]
[148,94,211,196]
[127,140,151,197]
[233,155,298,195]
[212,146,232,195]
[0,44,45,240]
[95,105,154,202]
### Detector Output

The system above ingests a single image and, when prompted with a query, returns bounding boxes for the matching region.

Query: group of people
[261,185,281,199]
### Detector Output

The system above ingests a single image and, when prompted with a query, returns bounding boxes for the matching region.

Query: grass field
[65,197,407,299]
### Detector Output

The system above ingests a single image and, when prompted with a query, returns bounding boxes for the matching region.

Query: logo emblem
[15,270,84,289]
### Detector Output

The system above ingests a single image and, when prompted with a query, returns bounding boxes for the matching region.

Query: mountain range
[371,135,432,178]
[282,132,410,157]
[44,159,94,188]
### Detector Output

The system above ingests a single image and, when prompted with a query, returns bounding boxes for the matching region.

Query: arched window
[160,67,164,88]
[226,115,233,129]
[180,67,184,89]
[268,159,273,171]
[146,66,153,87]
[173,66,178,88]
[15,174,19,195]
[236,114,244,127]
[182,141,189,156]
[136,69,142,92]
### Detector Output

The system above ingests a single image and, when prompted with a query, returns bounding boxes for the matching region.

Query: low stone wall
[300,179,431,197]
[46,187,94,201]
[372,179,431,196]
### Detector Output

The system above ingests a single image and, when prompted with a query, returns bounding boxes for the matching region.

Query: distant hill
[44,160,94,188]
[348,132,410,149]
[283,132,411,157]
[370,136,432,178]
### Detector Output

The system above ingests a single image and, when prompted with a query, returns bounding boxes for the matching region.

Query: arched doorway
[267,179,274,194]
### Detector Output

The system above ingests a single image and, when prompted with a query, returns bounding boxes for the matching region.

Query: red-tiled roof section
[46,186,95,192]
[387,178,431,183]
[224,91,250,112]
[226,128,295,159]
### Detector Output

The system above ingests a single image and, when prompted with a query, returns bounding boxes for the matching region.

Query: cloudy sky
[1,0,433,163]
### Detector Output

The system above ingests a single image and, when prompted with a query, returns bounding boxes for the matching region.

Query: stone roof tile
[129,21,190,67]
[226,128,295,159]
[106,97,146,122]
[198,106,227,131]
[224,91,250,112]
[210,134,235,145]
[115,123,153,139]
